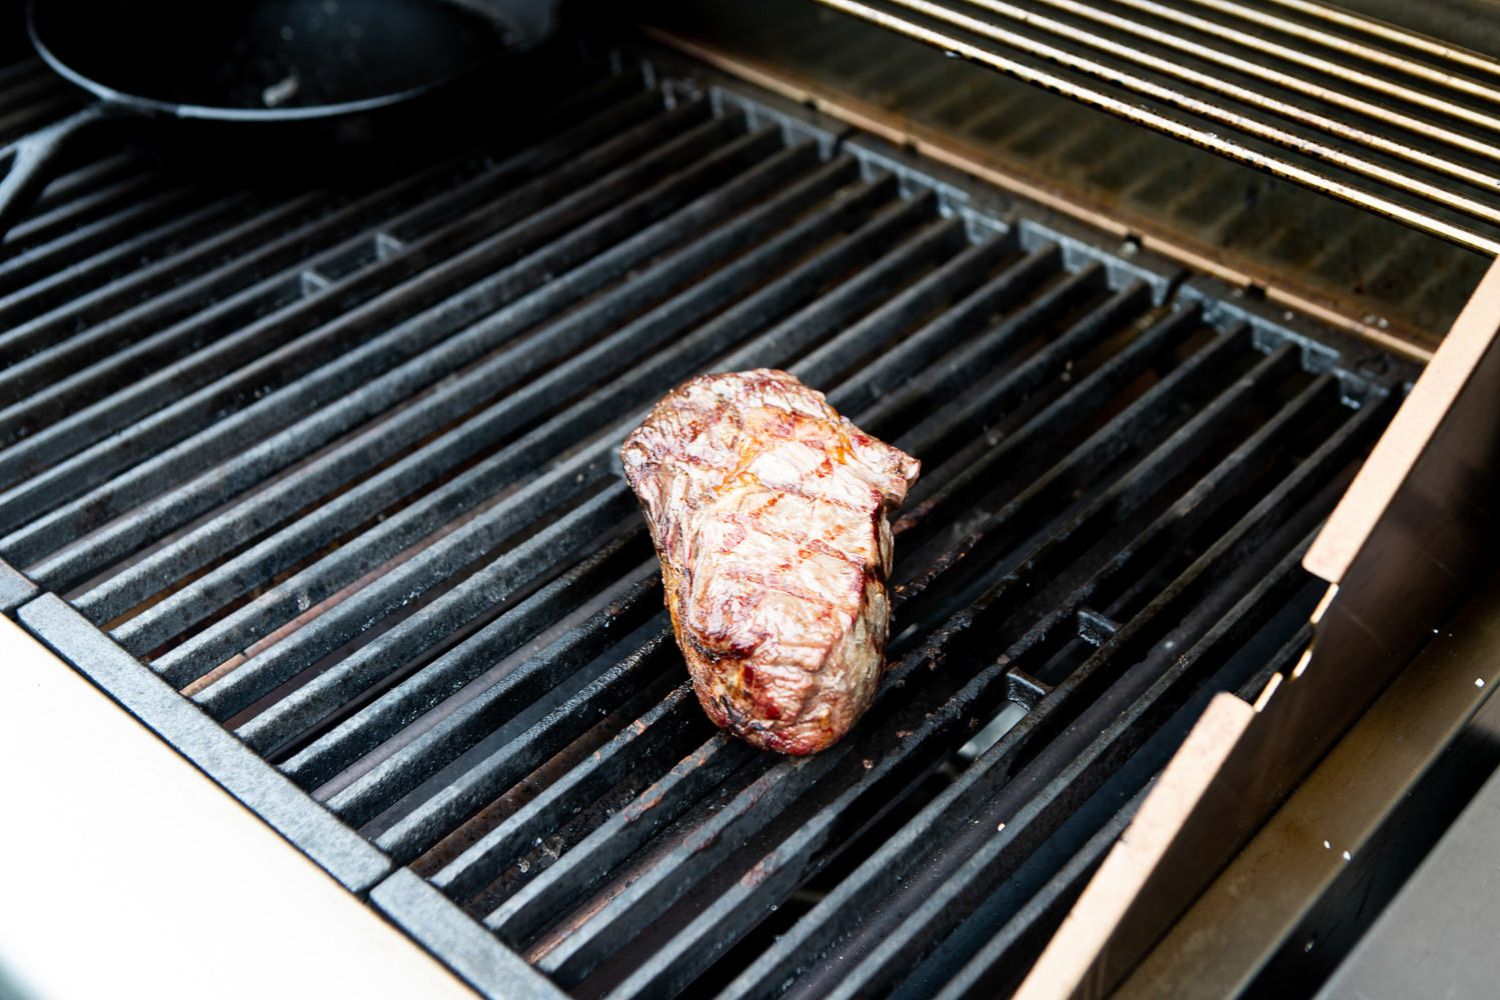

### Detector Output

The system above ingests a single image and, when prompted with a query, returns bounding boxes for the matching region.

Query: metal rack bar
[937,0,1500,208]
[1103,0,1500,139]
[1179,0,1500,102]
[1256,0,1500,80]
[810,0,1500,256]
[1024,0,1500,171]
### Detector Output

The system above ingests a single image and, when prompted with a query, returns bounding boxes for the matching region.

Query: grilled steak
[620,370,920,754]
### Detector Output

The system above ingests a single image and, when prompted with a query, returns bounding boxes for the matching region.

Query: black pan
[0,0,557,236]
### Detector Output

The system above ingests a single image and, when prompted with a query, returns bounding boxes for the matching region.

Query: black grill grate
[4,47,1409,1000]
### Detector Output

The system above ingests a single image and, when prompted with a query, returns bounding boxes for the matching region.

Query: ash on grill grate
[4,49,1407,1000]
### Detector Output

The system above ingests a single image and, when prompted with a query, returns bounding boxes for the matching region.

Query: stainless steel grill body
[0,40,1411,1000]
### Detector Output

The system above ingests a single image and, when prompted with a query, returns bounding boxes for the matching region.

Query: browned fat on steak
[620,370,920,755]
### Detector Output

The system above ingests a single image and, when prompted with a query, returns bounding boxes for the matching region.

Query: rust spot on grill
[741,850,781,887]
[683,744,717,767]
[625,782,669,822]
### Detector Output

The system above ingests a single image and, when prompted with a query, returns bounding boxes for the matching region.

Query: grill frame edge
[14,593,393,895]
[371,869,570,1000]
[0,554,36,613]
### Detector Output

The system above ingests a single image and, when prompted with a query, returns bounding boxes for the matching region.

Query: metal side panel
[16,593,391,894]
[0,612,474,1000]
[1121,569,1500,996]
[1315,717,1500,999]
[1018,256,1500,999]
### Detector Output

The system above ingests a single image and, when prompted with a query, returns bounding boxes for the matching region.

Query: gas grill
[4,2,1499,999]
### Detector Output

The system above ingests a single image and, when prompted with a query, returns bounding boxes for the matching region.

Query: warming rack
[810,0,1500,256]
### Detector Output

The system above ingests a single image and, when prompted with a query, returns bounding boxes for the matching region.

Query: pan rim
[28,0,508,123]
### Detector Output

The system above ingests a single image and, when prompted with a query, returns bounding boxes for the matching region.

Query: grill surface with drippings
[0,52,1402,1000]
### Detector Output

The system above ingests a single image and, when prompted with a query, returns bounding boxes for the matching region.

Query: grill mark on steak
[621,369,920,755]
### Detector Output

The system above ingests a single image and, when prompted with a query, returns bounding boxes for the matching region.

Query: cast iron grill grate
[2,48,1408,1000]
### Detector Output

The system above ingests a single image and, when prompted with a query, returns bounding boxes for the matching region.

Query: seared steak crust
[620,370,920,754]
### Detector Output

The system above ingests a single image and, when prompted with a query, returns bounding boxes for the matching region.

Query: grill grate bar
[105,158,885,657]
[522,331,1295,987]
[896,279,1153,459]
[21,153,137,217]
[281,538,656,793]
[925,783,1146,1000]
[432,682,718,902]
[889,315,1247,622]
[327,566,662,828]
[0,84,657,450]
[787,236,1015,387]
[374,623,685,858]
[1,109,751,574]
[892,304,1209,550]
[0,98,717,542]
[0,193,328,443]
[0,180,213,291]
[8,163,164,231]
[78,138,840,630]
[381,76,654,243]
[0,192,271,358]
[214,483,640,730]
[656,199,960,374]
[138,171,917,681]
[356,199,977,856]
[519,733,816,979]
[811,242,1060,410]
[179,466,635,720]
[905,343,1307,627]
[750,391,1390,1000]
